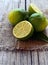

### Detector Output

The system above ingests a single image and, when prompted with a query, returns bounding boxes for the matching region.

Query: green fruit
[46,19,48,25]
[28,3,43,15]
[13,20,34,40]
[8,9,27,26]
[29,13,47,32]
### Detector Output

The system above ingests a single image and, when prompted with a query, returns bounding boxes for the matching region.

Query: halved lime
[28,3,43,15]
[13,20,34,40]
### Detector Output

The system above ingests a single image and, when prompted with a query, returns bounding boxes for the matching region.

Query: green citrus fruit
[46,19,48,25]
[8,9,27,26]
[29,13,47,32]
[13,20,34,40]
[28,3,43,15]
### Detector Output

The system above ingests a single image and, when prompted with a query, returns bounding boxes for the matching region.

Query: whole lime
[29,13,47,32]
[13,20,34,40]
[8,9,27,26]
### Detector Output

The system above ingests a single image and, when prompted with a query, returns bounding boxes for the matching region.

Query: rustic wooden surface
[0,0,48,65]
[0,50,48,65]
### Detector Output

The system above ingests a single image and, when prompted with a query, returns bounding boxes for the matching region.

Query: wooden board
[0,0,48,51]
[0,51,48,65]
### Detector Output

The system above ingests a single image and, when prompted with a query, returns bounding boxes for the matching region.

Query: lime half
[28,3,43,15]
[13,20,34,40]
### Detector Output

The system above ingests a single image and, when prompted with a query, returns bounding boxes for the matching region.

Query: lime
[28,3,43,15]
[8,9,27,26]
[29,13,47,32]
[13,20,34,40]
[46,19,48,25]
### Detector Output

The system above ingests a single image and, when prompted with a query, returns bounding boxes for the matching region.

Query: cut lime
[13,20,34,40]
[29,13,47,32]
[8,9,27,26]
[28,3,43,15]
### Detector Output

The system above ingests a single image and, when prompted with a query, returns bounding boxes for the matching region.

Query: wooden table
[0,0,48,65]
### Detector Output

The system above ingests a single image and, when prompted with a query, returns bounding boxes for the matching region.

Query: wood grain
[38,51,48,65]
[0,51,48,65]
[31,51,38,65]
